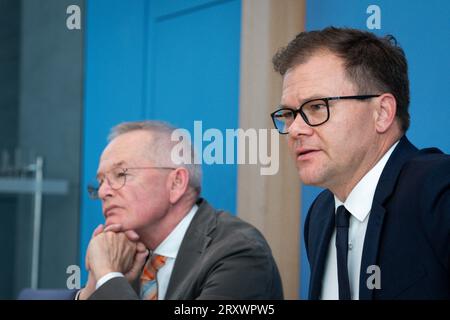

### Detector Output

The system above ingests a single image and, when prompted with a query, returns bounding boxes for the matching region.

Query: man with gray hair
[78,120,283,300]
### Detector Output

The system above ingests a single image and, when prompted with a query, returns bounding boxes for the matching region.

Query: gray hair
[108,120,202,195]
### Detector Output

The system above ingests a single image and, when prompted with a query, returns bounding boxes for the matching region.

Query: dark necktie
[335,205,351,300]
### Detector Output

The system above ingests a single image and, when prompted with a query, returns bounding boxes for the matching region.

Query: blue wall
[301,0,450,299]
[80,0,241,283]
[81,0,449,295]
[145,0,241,214]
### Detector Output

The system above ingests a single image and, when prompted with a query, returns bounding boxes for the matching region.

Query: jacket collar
[164,198,216,299]
[358,136,418,299]
[308,194,335,299]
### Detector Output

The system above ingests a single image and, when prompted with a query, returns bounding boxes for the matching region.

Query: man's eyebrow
[96,160,127,179]
[113,160,126,167]
[298,94,329,103]
[281,94,328,108]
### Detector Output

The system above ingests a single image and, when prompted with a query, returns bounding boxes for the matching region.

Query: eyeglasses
[270,95,380,134]
[87,166,176,200]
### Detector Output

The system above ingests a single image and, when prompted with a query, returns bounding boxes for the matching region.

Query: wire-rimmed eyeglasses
[87,166,176,199]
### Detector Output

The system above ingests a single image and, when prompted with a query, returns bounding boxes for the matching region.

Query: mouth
[296,148,321,160]
[103,205,121,218]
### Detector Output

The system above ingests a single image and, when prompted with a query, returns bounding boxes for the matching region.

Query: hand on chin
[104,216,122,229]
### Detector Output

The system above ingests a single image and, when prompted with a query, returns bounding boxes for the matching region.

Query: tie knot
[335,205,350,228]
[141,254,167,282]
[150,254,167,272]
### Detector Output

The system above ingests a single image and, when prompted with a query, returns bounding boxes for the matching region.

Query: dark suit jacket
[89,198,284,300]
[305,136,450,299]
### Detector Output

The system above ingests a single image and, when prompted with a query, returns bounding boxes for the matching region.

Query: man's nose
[288,112,313,138]
[97,178,114,200]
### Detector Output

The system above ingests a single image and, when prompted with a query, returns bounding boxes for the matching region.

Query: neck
[331,134,401,202]
[137,194,197,250]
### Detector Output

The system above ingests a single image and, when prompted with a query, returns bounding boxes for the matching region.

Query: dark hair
[273,27,410,132]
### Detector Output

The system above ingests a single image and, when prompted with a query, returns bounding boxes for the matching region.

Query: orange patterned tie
[140,254,167,300]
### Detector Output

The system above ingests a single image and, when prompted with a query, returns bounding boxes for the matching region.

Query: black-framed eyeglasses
[270,95,381,134]
[87,166,176,200]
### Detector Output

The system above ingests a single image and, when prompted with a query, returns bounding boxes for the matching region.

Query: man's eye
[116,172,128,178]
[283,112,294,118]
[276,111,293,118]
[311,104,325,110]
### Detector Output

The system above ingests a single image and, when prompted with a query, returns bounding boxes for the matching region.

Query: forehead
[98,130,153,171]
[281,52,355,104]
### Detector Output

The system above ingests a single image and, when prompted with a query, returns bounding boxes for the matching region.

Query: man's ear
[374,93,397,133]
[168,167,189,204]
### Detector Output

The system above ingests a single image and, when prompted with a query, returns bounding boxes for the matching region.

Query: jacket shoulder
[401,148,450,188]
[193,201,283,299]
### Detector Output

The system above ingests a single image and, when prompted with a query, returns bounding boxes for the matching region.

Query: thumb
[136,250,149,268]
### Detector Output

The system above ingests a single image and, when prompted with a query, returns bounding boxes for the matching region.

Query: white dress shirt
[320,141,399,300]
[95,204,198,300]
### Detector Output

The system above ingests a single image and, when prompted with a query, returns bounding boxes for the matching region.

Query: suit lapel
[358,136,418,299]
[309,198,335,299]
[358,202,386,299]
[165,199,215,299]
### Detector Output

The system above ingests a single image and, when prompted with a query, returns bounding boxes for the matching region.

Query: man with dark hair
[270,27,449,299]
[77,120,283,300]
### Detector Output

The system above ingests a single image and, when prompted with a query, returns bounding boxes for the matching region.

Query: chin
[297,169,325,187]
[299,177,320,186]
[105,216,123,227]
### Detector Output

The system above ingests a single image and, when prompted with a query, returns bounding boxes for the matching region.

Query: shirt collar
[334,141,399,222]
[153,204,198,259]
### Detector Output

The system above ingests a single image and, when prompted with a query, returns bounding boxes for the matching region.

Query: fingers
[85,242,94,271]
[124,248,149,282]
[124,230,140,241]
[85,254,89,271]
[136,242,147,253]
[87,222,146,279]
[92,224,104,238]
[87,224,104,270]
[103,224,140,242]
[135,249,149,266]
[103,224,121,233]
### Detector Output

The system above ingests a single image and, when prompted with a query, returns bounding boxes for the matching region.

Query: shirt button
[348,241,353,250]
